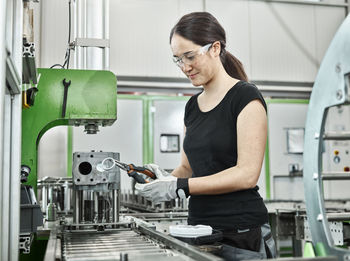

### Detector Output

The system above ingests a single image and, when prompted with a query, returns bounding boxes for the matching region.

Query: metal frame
[303,14,350,259]
[73,0,109,70]
[0,0,22,261]
[74,38,109,48]
[0,0,5,258]
[116,76,313,98]
[251,0,348,8]
[43,229,58,261]
[0,1,7,258]
[6,56,21,94]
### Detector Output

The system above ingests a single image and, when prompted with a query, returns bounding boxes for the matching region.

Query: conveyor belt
[62,229,192,261]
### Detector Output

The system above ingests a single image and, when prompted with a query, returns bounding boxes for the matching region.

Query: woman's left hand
[135,176,186,204]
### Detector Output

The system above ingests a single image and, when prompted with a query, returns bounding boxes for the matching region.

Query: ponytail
[221,50,248,82]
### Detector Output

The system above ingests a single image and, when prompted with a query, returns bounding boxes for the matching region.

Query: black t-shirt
[183,81,268,230]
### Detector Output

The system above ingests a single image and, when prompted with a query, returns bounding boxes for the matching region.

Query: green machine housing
[22,68,117,191]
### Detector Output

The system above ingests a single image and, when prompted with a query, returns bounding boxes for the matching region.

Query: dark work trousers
[216,223,276,261]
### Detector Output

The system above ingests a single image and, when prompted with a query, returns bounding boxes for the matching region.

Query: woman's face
[170,34,215,87]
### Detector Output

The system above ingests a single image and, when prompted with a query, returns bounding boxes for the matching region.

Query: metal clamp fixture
[72,151,121,226]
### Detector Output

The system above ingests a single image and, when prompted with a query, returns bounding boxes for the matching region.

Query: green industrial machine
[21,68,117,191]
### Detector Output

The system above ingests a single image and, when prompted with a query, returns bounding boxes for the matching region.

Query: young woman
[136,12,276,260]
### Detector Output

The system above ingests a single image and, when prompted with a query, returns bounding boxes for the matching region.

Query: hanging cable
[63,0,72,69]
[50,0,72,69]
[49,64,65,69]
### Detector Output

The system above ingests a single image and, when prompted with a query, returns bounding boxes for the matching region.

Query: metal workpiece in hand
[99,157,156,184]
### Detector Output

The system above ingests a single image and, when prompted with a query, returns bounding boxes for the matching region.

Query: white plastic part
[169,225,212,238]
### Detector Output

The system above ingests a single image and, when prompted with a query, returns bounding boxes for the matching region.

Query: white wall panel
[314,6,345,64]
[39,0,69,68]
[38,126,68,178]
[267,102,308,199]
[36,1,345,81]
[174,0,206,78]
[111,0,187,78]
[273,176,304,200]
[250,2,317,82]
[206,0,252,79]
[178,0,204,16]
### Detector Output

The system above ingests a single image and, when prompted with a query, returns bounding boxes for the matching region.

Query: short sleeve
[233,83,266,117]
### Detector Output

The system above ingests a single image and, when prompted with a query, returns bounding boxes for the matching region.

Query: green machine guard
[21,68,117,191]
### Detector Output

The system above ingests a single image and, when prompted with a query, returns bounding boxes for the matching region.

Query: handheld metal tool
[101,158,156,184]
[62,78,71,117]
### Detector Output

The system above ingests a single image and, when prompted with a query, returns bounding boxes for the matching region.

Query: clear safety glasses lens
[172,43,212,68]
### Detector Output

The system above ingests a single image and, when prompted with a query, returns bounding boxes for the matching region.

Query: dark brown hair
[170,12,248,81]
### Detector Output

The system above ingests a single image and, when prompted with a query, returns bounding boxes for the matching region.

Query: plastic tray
[173,229,223,245]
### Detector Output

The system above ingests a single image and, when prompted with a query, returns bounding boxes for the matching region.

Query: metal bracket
[19,233,33,254]
[345,73,350,102]
[296,215,344,245]
[22,42,37,85]
[73,38,110,48]
[275,211,296,237]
